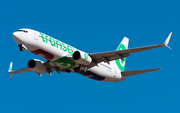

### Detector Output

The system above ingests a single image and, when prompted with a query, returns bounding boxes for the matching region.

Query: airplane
[8,28,172,82]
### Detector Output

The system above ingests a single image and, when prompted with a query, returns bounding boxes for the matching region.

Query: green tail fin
[115,37,129,71]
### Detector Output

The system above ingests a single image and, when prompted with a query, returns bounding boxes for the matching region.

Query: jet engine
[28,59,47,73]
[72,51,92,65]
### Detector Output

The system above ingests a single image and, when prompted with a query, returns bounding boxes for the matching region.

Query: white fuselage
[12,29,125,82]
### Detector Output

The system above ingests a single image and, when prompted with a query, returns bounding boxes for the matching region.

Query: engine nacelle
[28,59,47,73]
[72,51,92,65]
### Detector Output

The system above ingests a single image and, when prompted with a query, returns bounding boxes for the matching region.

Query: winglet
[164,32,172,50]
[8,62,13,73]
[8,62,13,80]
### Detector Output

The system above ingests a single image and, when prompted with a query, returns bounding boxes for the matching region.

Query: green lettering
[67,45,73,54]
[56,40,62,50]
[62,43,67,52]
[40,32,46,42]
[45,35,48,43]
[56,40,60,48]
[49,37,55,47]
[59,42,62,50]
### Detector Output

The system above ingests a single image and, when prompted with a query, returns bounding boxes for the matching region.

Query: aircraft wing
[9,68,32,74]
[87,32,172,68]
[8,62,32,80]
[121,68,161,77]
[8,61,61,80]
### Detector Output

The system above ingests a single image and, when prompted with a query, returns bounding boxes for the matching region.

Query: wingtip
[165,32,172,45]
[8,62,13,73]
[166,44,173,51]
[155,68,162,71]
[163,32,172,50]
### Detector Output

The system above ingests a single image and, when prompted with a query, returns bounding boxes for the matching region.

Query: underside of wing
[121,68,161,77]
[8,57,76,80]
[9,68,32,80]
[9,68,32,74]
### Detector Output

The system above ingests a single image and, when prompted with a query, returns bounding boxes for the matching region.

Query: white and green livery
[8,28,172,82]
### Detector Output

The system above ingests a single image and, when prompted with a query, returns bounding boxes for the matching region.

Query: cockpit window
[17,30,28,33]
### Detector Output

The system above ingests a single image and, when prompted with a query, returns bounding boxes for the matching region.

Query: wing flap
[121,68,161,77]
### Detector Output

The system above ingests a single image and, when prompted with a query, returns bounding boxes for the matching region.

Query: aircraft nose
[12,32,19,39]
[12,32,22,44]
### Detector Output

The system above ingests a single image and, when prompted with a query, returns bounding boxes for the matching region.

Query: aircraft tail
[112,37,129,71]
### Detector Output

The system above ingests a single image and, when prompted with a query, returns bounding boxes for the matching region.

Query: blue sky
[1,0,180,113]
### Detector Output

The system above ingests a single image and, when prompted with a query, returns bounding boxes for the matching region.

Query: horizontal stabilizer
[121,68,161,77]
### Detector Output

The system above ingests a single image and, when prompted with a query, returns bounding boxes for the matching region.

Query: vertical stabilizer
[113,37,129,71]
[116,37,129,51]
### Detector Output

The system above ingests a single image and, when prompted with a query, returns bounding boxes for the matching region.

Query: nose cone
[12,32,19,39]
[12,32,22,44]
